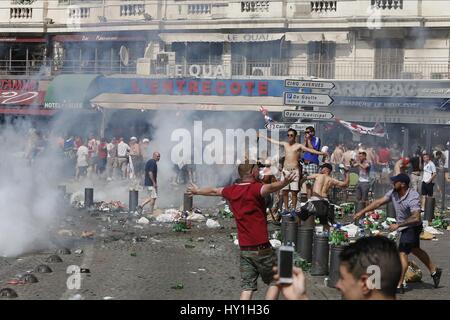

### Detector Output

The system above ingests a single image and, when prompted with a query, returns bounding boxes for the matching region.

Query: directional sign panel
[265,123,315,131]
[284,92,334,107]
[285,79,335,90]
[283,110,334,120]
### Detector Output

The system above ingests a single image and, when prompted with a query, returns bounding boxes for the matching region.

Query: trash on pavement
[187,213,206,222]
[424,226,444,235]
[420,231,435,240]
[340,223,359,238]
[81,231,95,238]
[137,217,150,225]
[0,288,18,298]
[269,239,281,248]
[206,219,221,228]
[35,264,52,273]
[171,283,184,290]
[405,261,422,283]
[57,229,74,237]
[46,255,63,263]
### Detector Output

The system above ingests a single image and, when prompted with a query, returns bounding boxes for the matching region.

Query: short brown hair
[238,163,256,178]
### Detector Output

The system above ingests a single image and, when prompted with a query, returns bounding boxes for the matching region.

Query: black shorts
[299,200,333,225]
[421,182,434,196]
[398,225,423,254]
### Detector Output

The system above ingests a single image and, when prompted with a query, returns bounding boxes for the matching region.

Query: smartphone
[278,246,294,284]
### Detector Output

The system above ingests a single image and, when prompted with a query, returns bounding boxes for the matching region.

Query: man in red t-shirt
[187,163,296,300]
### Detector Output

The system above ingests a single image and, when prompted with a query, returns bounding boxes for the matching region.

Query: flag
[259,106,274,126]
[335,118,386,137]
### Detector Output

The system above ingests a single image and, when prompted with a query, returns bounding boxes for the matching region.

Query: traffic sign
[283,110,334,120]
[283,92,334,107]
[265,122,315,131]
[285,79,335,90]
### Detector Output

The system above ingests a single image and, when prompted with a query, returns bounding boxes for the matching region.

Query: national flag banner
[335,117,386,138]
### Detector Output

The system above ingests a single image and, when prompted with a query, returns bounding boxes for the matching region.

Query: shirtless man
[260,129,327,215]
[299,163,349,229]
[330,143,345,171]
[342,144,356,167]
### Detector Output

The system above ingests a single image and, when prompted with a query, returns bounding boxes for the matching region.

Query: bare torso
[282,142,303,168]
[331,148,343,164]
[311,174,334,198]
[342,151,354,167]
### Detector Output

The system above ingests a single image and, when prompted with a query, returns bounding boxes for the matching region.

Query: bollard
[129,190,139,212]
[84,188,94,208]
[296,226,313,262]
[386,201,396,219]
[311,233,329,276]
[328,245,346,288]
[281,216,292,243]
[284,220,298,246]
[183,192,193,212]
[424,196,435,222]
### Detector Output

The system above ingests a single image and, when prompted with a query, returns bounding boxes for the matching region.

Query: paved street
[0,182,448,300]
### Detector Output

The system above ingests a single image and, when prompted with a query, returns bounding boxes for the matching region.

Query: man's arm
[429,170,437,183]
[353,196,390,221]
[187,183,224,197]
[261,172,296,196]
[298,144,325,156]
[391,211,421,230]
[259,133,284,147]
[331,171,350,189]
[148,172,157,187]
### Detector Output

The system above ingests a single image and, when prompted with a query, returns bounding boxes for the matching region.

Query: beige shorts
[281,167,300,191]
[146,186,158,199]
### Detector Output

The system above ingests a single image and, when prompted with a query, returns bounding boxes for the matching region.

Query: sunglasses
[288,134,295,137]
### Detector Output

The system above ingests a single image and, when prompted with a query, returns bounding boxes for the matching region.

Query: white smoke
[0,122,61,257]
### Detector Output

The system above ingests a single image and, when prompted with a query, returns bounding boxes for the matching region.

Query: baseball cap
[130,136,137,141]
[320,163,333,171]
[142,138,150,143]
[390,173,410,185]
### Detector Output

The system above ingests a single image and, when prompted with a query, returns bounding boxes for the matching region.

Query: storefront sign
[0,91,45,106]
[53,35,146,42]
[171,65,230,78]
[0,79,38,91]
[225,33,284,42]
[99,78,271,97]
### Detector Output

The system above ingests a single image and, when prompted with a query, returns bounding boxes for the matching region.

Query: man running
[299,163,349,229]
[259,129,326,216]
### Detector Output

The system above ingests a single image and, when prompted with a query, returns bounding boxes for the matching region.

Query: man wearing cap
[353,173,442,292]
[299,163,350,229]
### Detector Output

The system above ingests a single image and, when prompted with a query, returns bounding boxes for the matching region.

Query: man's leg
[411,247,436,274]
[282,190,289,211]
[398,252,409,288]
[292,191,298,212]
[240,291,253,300]
[265,285,280,300]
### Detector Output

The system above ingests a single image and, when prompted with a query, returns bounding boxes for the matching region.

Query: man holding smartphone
[187,163,297,300]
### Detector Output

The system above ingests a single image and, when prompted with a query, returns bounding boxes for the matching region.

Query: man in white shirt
[106,137,118,181]
[421,153,437,210]
[117,137,130,179]
[76,143,89,180]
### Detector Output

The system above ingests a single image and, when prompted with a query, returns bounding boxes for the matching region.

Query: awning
[286,32,349,44]
[91,93,283,112]
[159,33,285,43]
[44,74,101,109]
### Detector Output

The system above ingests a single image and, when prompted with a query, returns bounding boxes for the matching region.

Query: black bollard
[386,201,396,219]
[328,245,346,288]
[281,216,291,242]
[300,193,308,203]
[424,196,435,222]
[84,188,94,208]
[284,220,298,246]
[129,190,139,212]
[183,192,193,212]
[311,234,329,276]
[296,226,313,262]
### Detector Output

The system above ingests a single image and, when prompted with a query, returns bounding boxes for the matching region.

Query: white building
[1,0,450,80]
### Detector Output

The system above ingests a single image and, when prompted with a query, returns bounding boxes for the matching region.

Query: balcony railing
[10,7,33,19]
[1,58,450,80]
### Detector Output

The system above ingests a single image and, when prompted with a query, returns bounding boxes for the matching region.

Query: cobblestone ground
[0,181,448,300]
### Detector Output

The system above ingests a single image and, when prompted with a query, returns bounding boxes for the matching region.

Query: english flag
[335,118,386,138]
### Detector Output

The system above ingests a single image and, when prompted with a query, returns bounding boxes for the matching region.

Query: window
[375,39,404,79]
[307,41,336,78]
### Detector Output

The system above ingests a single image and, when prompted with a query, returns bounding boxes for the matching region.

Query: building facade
[0,0,449,147]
